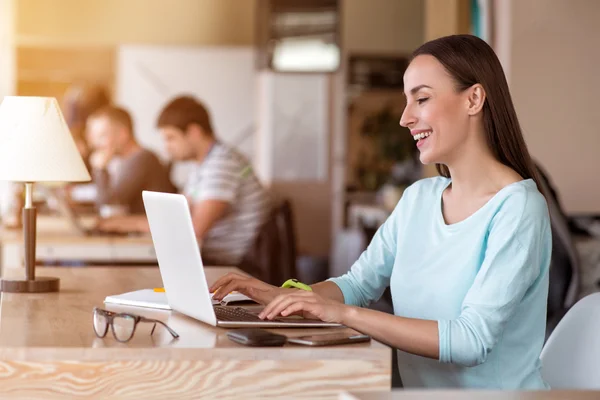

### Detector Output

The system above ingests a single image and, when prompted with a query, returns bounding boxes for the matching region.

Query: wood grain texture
[344,390,600,400]
[0,267,391,398]
[0,360,388,399]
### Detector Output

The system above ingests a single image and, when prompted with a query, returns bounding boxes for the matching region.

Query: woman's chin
[418,150,437,165]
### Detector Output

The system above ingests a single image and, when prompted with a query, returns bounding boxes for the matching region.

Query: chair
[540,292,600,389]
[239,199,298,286]
[535,163,581,338]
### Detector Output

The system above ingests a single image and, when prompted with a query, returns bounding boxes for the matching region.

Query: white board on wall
[116,45,256,186]
[270,73,328,181]
[256,72,329,183]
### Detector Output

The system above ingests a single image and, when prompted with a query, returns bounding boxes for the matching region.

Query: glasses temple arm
[142,317,179,338]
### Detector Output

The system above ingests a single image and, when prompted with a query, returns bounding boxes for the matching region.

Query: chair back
[239,199,298,285]
[540,292,600,389]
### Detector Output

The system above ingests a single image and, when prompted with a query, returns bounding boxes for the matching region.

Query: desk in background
[0,216,156,269]
[0,266,391,398]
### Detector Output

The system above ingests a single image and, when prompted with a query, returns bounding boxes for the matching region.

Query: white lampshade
[0,96,91,182]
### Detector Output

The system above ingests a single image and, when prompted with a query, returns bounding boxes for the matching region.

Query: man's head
[86,106,135,156]
[156,96,214,161]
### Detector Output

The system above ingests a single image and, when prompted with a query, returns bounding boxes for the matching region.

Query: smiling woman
[405,36,541,189]
[211,34,552,390]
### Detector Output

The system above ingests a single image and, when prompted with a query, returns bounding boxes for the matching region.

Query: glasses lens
[112,315,136,342]
[93,309,108,337]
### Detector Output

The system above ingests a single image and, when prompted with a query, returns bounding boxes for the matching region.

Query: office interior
[0,0,599,398]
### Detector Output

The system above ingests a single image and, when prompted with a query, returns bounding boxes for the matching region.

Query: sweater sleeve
[328,200,402,307]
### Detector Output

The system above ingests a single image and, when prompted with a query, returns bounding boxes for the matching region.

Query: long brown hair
[411,34,542,190]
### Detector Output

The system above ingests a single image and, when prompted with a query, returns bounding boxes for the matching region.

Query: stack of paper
[104,289,170,310]
[104,289,253,310]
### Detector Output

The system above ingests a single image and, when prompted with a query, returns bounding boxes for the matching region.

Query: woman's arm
[258,289,439,359]
[311,281,344,303]
[324,202,403,307]
[343,307,439,359]
[261,191,551,366]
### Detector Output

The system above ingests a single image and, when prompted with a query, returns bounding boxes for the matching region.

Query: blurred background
[0,0,599,293]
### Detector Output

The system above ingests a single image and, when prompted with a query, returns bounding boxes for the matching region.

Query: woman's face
[400,55,472,165]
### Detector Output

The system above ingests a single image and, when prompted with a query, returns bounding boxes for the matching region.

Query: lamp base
[1,277,60,293]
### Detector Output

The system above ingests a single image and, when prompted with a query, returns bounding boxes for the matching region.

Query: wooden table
[0,267,391,399]
[341,391,600,400]
[0,216,156,269]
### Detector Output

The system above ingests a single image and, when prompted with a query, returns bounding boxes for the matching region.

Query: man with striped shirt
[157,96,271,266]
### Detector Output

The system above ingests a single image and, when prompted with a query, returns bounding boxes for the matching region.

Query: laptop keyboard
[214,306,306,323]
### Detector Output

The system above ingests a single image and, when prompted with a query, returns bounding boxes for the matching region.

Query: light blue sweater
[330,177,551,389]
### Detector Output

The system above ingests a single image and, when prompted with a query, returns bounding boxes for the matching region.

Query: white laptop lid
[142,191,217,326]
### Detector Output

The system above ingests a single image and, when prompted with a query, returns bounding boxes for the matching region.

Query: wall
[343,0,424,54]
[507,0,600,213]
[15,0,256,46]
[14,0,257,100]
[0,0,14,98]
[424,0,471,45]
[0,0,16,218]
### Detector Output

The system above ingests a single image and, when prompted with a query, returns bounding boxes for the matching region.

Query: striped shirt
[184,142,271,266]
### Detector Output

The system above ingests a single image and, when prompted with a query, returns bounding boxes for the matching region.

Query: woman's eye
[417,98,429,105]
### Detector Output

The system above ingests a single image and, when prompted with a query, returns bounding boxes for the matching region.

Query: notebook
[104,289,253,310]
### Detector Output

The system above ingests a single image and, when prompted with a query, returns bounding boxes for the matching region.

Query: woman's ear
[466,84,486,116]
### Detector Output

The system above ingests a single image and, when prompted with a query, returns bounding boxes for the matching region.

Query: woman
[211,34,551,389]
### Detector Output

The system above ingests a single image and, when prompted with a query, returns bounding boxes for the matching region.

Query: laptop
[49,188,133,237]
[142,190,341,328]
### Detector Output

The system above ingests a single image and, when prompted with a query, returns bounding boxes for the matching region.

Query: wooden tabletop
[0,267,388,361]
[0,267,391,398]
[341,391,600,400]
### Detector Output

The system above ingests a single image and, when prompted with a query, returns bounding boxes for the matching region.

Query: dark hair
[157,96,214,136]
[412,34,541,190]
[89,105,134,136]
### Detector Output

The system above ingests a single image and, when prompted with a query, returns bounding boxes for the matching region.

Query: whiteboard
[270,73,328,181]
[116,45,256,184]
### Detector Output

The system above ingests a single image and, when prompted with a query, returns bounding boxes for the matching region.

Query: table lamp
[0,96,91,293]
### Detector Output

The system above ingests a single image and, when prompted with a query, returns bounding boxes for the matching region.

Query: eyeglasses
[93,307,179,343]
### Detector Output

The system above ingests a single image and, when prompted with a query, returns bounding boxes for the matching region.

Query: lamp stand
[1,183,60,293]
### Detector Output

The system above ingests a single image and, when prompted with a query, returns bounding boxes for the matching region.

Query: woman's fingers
[260,292,316,320]
[258,294,287,319]
[211,276,249,300]
[212,276,271,302]
[280,301,311,317]
[211,281,240,301]
[209,273,245,293]
[247,286,277,305]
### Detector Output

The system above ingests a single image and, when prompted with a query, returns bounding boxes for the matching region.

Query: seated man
[87,106,176,215]
[101,96,271,266]
[157,96,271,265]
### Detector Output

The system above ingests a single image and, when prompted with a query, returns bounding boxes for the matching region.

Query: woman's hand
[258,291,349,324]
[209,273,288,305]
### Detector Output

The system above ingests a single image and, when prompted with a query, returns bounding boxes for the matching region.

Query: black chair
[239,199,298,286]
[535,163,580,339]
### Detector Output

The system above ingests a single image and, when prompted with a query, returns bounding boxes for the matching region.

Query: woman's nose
[399,105,416,128]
